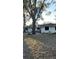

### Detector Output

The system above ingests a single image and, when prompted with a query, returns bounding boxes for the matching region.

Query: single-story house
[39,23,56,33]
[24,23,56,33]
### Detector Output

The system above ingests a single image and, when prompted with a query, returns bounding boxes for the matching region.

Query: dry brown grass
[24,36,56,59]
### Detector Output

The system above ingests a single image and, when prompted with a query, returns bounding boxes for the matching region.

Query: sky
[26,0,56,26]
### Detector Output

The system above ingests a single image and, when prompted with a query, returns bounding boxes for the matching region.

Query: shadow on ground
[23,41,34,59]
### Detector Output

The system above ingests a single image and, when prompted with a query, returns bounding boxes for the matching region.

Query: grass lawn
[23,33,56,59]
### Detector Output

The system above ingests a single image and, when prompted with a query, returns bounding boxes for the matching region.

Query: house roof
[39,23,56,27]
[25,23,56,28]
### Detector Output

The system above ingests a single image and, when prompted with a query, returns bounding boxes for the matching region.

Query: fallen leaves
[24,37,55,59]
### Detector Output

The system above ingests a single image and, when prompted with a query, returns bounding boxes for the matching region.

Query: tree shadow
[23,41,34,59]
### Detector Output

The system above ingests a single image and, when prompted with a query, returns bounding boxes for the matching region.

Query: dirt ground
[23,33,56,59]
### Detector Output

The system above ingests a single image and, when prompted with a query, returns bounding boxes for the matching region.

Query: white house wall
[41,27,56,33]
[49,27,56,33]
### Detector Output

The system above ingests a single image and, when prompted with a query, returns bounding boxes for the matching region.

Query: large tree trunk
[23,14,26,33]
[32,18,36,34]
[32,0,37,34]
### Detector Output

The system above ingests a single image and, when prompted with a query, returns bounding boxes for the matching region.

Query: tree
[23,0,56,34]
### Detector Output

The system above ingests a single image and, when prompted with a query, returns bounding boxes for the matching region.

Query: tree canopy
[23,0,56,34]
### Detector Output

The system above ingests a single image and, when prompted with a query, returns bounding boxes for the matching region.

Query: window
[45,26,49,30]
[37,27,40,30]
[55,26,56,30]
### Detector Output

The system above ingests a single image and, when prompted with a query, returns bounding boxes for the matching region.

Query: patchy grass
[24,38,55,59]
[24,33,56,59]
[24,33,56,48]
